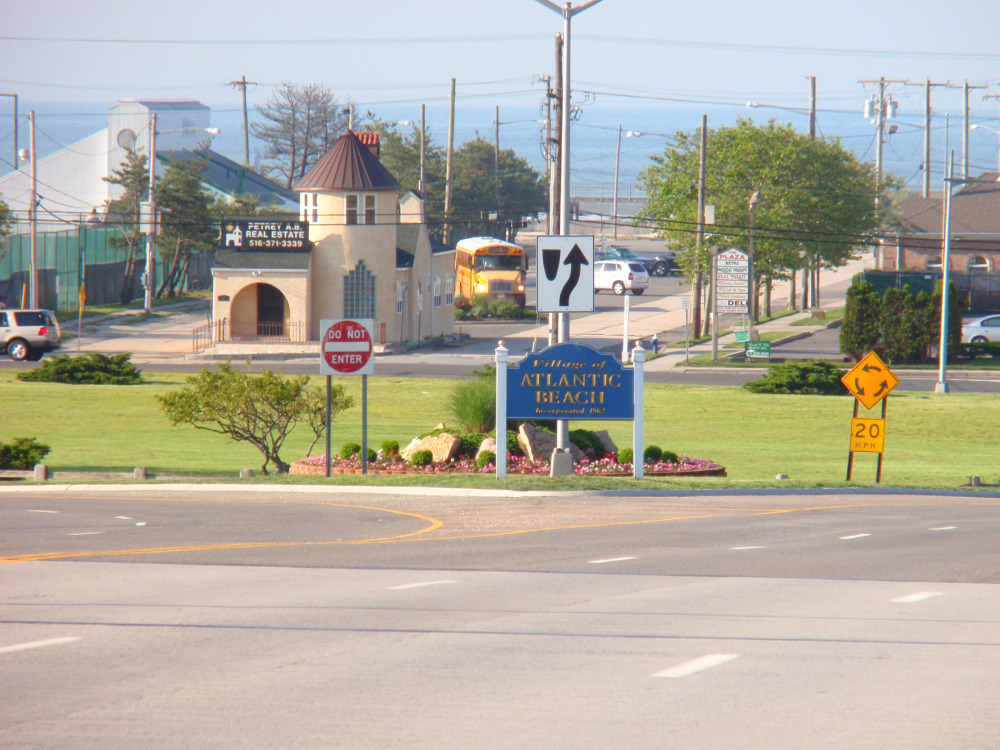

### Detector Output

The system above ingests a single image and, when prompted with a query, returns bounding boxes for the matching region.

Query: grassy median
[1,370,997,490]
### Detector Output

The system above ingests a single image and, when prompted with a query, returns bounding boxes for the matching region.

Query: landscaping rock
[476,437,497,460]
[402,433,463,463]
[517,423,586,464]
[593,430,617,456]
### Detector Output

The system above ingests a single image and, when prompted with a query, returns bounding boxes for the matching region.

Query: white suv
[0,308,62,361]
[593,260,650,296]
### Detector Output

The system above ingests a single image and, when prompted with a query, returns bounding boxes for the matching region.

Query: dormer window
[300,193,318,223]
[346,193,376,225]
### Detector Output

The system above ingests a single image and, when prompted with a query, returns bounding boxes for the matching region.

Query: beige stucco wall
[211,270,311,336]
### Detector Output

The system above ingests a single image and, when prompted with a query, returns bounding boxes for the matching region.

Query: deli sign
[220,219,309,251]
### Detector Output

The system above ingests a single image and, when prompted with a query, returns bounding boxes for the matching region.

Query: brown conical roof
[294,130,400,192]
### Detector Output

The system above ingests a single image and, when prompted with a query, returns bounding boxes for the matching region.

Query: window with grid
[364,194,376,224]
[433,276,442,308]
[445,274,454,305]
[344,261,376,319]
[346,194,358,225]
[300,193,319,223]
[396,281,405,314]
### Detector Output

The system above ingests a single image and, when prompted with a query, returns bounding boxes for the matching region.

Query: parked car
[0,308,62,361]
[593,260,649,295]
[961,314,1000,343]
[596,245,680,276]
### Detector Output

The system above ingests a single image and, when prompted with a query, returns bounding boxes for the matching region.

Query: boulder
[517,423,586,463]
[476,436,498,460]
[402,433,463,463]
[593,430,618,457]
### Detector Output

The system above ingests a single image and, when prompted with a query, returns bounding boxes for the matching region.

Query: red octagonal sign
[321,319,374,375]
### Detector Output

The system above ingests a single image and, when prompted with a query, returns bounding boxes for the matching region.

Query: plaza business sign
[507,342,633,420]
[220,220,310,251]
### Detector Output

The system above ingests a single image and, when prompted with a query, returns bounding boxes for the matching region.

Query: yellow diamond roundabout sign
[841,351,899,410]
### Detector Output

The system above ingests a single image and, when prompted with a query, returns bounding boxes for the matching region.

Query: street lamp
[747,190,763,339]
[970,124,1000,179]
[143,115,220,312]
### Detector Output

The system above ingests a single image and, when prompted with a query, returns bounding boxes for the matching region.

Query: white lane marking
[929,526,957,531]
[732,546,766,550]
[840,533,872,540]
[67,531,103,536]
[892,592,944,603]
[27,510,59,514]
[0,637,81,655]
[388,580,458,591]
[116,516,132,520]
[135,522,146,527]
[655,654,740,678]
[588,556,636,564]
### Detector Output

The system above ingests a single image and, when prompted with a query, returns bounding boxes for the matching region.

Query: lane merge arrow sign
[841,351,898,409]
[536,235,594,313]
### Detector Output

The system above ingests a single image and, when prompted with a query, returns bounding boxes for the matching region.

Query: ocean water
[5,98,998,198]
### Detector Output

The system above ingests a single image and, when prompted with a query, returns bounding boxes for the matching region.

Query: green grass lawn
[2,370,998,490]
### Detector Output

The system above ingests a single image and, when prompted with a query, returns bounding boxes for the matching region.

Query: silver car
[961,314,1000,344]
[0,308,62,361]
[593,260,650,296]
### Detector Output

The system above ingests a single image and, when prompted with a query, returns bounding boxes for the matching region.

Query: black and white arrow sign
[536,235,595,313]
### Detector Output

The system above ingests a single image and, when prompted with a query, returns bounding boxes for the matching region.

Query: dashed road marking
[588,556,636,564]
[731,546,766,550]
[388,580,458,591]
[892,592,944,603]
[655,654,739,678]
[929,526,957,531]
[840,533,872,540]
[0,637,81,655]
[67,532,103,537]
[27,510,58,514]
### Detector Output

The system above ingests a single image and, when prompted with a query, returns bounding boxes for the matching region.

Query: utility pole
[29,110,37,308]
[550,35,562,237]
[983,93,1000,178]
[419,103,426,194]
[444,78,456,246]
[963,81,988,179]
[860,77,906,270]
[495,105,502,238]
[694,114,707,338]
[808,75,817,140]
[905,79,949,198]
[612,124,621,240]
[144,113,157,313]
[228,75,257,166]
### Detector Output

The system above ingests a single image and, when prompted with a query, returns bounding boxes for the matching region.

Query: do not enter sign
[320,318,374,375]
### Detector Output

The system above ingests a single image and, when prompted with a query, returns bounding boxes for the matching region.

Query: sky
[3,0,1000,188]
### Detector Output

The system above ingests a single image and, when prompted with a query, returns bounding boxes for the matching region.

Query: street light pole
[144,113,157,313]
[612,124,621,239]
[936,154,956,394]
[747,190,762,340]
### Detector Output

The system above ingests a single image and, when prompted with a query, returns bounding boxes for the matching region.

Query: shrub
[743,360,848,395]
[17,352,143,385]
[380,439,400,456]
[458,432,487,458]
[569,429,605,457]
[0,437,51,469]
[454,295,473,312]
[476,451,496,469]
[660,450,679,464]
[454,308,467,321]
[340,442,361,459]
[618,447,634,464]
[644,445,663,463]
[410,449,433,467]
[447,377,495,433]
[366,448,377,462]
[487,298,521,319]
[156,362,351,475]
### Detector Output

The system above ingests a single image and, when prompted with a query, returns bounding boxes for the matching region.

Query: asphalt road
[3,487,999,748]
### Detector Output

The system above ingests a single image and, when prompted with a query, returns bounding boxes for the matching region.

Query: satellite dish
[116,128,137,151]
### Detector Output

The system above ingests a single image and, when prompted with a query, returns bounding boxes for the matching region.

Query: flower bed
[291,453,725,477]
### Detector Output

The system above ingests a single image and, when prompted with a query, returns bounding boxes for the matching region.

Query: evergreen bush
[643,445,663,463]
[380,439,400,456]
[618,447,634,464]
[410,449,434,467]
[476,451,496,469]
[743,360,848,395]
[340,442,361,459]
[17,352,143,385]
[569,429,605,457]
[0,437,51,470]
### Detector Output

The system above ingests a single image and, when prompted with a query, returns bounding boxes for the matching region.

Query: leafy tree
[155,154,216,297]
[639,119,881,332]
[840,275,882,360]
[103,149,149,303]
[156,362,354,474]
[251,82,354,189]
[0,196,12,239]
[376,122,447,230]
[449,137,546,243]
[879,287,909,362]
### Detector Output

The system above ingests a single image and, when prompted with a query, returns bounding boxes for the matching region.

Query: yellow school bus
[454,236,527,306]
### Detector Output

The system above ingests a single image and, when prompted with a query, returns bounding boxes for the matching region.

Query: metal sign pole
[325,376,332,478]
[361,374,368,475]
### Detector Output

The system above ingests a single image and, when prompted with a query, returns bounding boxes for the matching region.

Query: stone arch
[230,282,290,338]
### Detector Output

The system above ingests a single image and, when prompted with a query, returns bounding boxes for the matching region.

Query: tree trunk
[157,238,183,298]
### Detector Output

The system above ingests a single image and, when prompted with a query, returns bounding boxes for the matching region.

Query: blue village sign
[507,342,634,420]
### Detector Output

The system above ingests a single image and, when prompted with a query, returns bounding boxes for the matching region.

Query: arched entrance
[230,282,290,339]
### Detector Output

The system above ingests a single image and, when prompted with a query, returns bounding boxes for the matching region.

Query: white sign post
[320,319,374,476]
[536,235,595,313]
